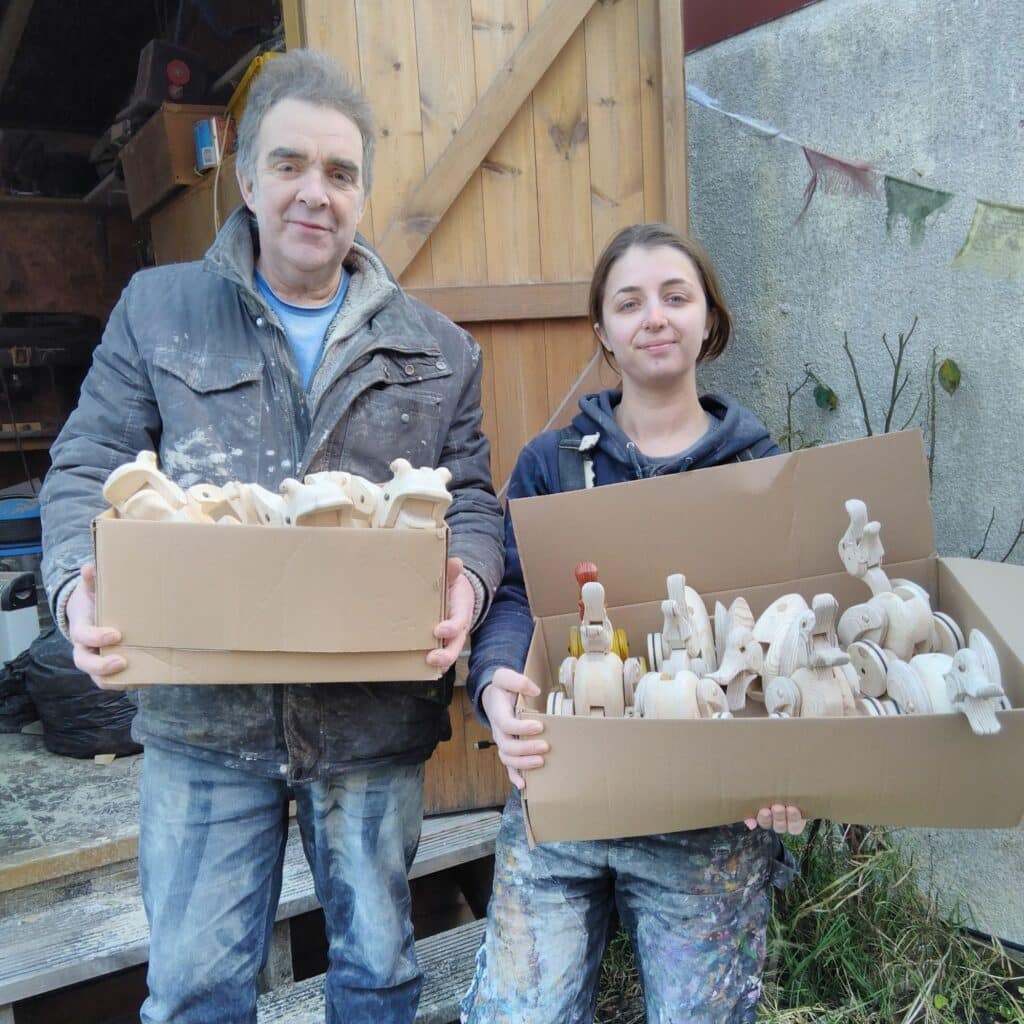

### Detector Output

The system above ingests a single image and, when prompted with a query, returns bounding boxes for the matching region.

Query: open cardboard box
[512,431,1024,844]
[93,513,447,687]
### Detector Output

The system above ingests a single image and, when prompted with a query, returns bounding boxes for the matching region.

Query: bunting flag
[950,200,1024,280]
[884,177,954,247]
[798,147,880,221]
[686,83,1024,280]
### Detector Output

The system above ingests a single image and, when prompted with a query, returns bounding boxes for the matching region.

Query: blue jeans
[460,791,779,1024]
[138,744,424,1024]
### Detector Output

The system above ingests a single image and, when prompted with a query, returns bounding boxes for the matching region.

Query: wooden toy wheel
[612,628,630,660]
[568,626,583,658]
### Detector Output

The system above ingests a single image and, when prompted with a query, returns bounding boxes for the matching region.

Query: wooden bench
[0,809,499,1020]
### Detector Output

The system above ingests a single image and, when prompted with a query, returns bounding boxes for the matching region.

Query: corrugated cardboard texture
[94,516,447,685]
[512,433,1024,842]
[511,431,932,619]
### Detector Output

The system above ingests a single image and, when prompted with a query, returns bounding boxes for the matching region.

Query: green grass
[594,825,1024,1024]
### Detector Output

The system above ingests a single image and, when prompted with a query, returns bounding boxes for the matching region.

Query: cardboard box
[93,513,448,687]
[119,103,227,220]
[511,431,1024,843]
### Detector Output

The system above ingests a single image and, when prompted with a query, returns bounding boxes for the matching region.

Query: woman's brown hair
[588,223,733,366]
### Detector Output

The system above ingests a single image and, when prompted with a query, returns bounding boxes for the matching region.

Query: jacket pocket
[339,355,453,475]
[152,348,266,484]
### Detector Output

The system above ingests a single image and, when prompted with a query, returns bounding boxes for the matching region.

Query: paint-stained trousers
[461,790,792,1024]
[138,744,424,1024]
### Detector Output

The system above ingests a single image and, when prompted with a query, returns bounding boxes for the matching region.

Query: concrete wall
[684,0,1024,944]
[688,0,1023,565]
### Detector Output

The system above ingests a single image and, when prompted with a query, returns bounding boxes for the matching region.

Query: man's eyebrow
[267,147,306,162]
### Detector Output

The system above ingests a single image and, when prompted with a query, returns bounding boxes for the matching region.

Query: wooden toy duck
[944,630,1008,735]
[705,596,763,711]
[103,450,187,521]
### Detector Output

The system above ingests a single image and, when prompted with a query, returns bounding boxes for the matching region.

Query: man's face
[238,98,366,300]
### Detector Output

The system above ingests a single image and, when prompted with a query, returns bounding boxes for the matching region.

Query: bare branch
[843,333,874,436]
[1000,518,1024,563]
[928,348,938,487]
[970,508,996,559]
[898,389,923,431]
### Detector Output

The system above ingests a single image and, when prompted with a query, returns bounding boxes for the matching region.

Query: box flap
[510,431,933,618]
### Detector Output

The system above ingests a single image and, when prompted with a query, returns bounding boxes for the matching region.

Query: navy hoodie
[466,389,781,718]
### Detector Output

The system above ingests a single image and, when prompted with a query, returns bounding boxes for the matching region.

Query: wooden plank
[543,319,600,422]
[376,0,596,279]
[0,811,499,1004]
[638,0,666,223]
[355,0,432,284]
[584,0,645,255]
[414,0,488,285]
[528,0,593,280]
[280,0,305,48]
[490,322,549,490]
[407,281,588,322]
[300,0,375,244]
[472,0,541,283]
[255,919,486,1024]
[149,155,243,264]
[0,0,34,97]
[471,325,501,486]
[659,0,689,229]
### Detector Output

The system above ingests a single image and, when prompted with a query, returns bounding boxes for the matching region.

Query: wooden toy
[557,580,642,718]
[568,563,630,660]
[280,474,356,527]
[372,458,453,529]
[706,597,763,710]
[944,630,1008,735]
[645,574,716,676]
[103,450,187,518]
[837,498,966,659]
[763,601,858,718]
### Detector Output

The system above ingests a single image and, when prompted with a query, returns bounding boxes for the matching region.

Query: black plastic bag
[23,627,141,758]
[0,646,37,731]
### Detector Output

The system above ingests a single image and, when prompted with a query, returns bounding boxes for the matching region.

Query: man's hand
[427,557,475,671]
[480,668,548,790]
[66,564,126,688]
[745,803,806,835]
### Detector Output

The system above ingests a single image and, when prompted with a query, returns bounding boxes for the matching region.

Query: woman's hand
[480,668,549,790]
[745,804,806,835]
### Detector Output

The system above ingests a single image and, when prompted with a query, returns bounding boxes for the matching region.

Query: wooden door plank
[638,0,666,223]
[472,325,500,486]
[280,0,305,48]
[356,0,432,284]
[377,0,597,279]
[302,0,377,244]
[528,0,594,281]
[543,319,599,425]
[407,281,588,322]
[584,0,645,256]
[414,0,488,285]
[659,0,688,229]
[472,0,542,283]
[490,322,550,493]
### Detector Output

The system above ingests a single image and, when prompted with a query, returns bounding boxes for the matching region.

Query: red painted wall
[684,0,822,53]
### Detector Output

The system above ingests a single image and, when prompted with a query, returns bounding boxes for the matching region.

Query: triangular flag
[951,200,1024,280]
[798,147,880,221]
[884,177,954,247]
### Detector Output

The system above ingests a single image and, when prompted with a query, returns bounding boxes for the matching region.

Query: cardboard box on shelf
[119,103,228,220]
[93,513,448,687]
[511,430,1024,844]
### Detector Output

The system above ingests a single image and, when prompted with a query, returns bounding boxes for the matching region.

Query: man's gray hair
[236,48,376,193]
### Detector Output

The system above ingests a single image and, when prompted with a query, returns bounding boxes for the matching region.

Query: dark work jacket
[466,389,781,718]
[40,208,504,784]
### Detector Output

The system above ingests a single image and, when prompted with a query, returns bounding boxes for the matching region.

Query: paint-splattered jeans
[138,744,424,1024]
[461,790,789,1024]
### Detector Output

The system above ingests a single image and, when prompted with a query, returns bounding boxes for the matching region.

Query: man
[40,49,503,1024]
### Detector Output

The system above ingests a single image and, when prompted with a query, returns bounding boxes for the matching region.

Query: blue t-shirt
[255,270,349,390]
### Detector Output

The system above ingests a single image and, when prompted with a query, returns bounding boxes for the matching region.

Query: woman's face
[595,244,711,391]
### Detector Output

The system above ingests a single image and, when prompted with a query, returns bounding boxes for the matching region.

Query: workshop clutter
[510,432,1024,843]
[92,453,451,687]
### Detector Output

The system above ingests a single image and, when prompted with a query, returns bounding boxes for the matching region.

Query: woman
[461,224,803,1024]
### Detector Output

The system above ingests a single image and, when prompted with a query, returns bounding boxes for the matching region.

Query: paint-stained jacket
[40,207,504,783]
